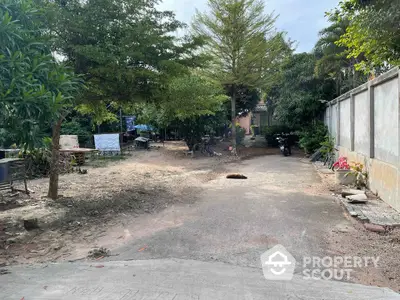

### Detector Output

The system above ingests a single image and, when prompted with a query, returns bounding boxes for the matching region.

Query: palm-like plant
[314,15,367,96]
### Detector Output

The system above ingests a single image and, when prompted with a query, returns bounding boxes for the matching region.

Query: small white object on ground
[346,193,368,203]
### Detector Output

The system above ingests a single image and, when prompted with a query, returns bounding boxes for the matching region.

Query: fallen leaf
[96,256,104,260]
[43,286,48,290]
[138,246,148,252]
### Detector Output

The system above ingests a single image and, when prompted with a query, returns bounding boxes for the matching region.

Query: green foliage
[133,73,228,150]
[314,15,367,95]
[262,125,292,137]
[0,0,82,150]
[61,118,92,146]
[0,128,17,148]
[272,53,334,128]
[193,0,286,149]
[194,0,276,88]
[299,122,328,154]
[320,135,335,158]
[174,111,227,151]
[226,85,261,115]
[76,103,118,128]
[20,139,52,178]
[262,125,293,147]
[45,0,206,118]
[333,0,400,74]
[346,162,368,189]
[236,126,246,145]
[163,74,228,120]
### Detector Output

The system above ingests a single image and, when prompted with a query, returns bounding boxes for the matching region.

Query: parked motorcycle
[276,135,291,156]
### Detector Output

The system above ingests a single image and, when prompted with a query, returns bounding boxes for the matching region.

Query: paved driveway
[111,155,349,271]
[2,155,399,299]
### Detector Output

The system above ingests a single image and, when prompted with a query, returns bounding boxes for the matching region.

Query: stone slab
[342,189,366,197]
[340,197,400,226]
[346,194,368,203]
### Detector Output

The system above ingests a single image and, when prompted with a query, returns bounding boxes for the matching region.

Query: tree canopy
[333,0,400,74]
[193,0,285,152]
[0,0,81,149]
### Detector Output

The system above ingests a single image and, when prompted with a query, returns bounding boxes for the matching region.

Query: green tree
[0,0,82,199]
[334,0,400,74]
[273,53,335,128]
[193,0,277,154]
[134,73,228,150]
[1,0,51,149]
[45,0,206,119]
[314,16,350,95]
[314,15,367,95]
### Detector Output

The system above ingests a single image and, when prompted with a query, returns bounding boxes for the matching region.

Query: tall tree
[193,0,277,154]
[334,0,400,74]
[133,73,228,150]
[273,53,335,129]
[314,16,350,95]
[0,0,82,200]
[314,15,367,95]
[45,0,206,114]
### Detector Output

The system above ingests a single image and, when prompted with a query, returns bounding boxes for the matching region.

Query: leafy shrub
[19,137,76,178]
[320,135,335,158]
[263,125,294,147]
[262,125,291,136]
[347,162,368,188]
[299,122,328,154]
[21,147,52,178]
[236,125,246,145]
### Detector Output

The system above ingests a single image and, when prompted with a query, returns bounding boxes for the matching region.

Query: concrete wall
[237,114,251,135]
[354,91,369,156]
[331,103,337,140]
[339,97,351,149]
[374,78,399,164]
[325,67,400,211]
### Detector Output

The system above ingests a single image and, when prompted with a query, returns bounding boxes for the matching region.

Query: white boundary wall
[324,67,400,211]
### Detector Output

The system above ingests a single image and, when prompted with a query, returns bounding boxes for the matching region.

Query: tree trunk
[48,117,63,200]
[231,87,237,155]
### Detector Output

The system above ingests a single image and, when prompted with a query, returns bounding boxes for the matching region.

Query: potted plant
[346,162,368,189]
[332,157,355,185]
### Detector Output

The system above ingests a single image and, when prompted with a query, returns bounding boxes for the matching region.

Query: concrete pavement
[1,259,400,300]
[108,156,351,268]
[1,155,399,299]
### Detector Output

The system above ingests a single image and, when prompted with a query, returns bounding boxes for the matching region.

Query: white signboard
[60,135,79,149]
[94,134,121,152]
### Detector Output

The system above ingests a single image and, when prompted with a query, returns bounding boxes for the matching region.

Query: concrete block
[342,189,366,198]
[346,194,368,203]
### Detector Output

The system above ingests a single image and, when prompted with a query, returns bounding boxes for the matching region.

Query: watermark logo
[302,256,380,280]
[261,245,380,281]
[261,244,296,281]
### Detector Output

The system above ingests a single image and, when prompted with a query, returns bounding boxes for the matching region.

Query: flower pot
[335,169,356,185]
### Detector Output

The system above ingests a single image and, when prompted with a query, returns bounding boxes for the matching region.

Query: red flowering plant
[332,157,350,170]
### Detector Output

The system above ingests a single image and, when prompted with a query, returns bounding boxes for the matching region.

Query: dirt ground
[0,141,242,265]
[0,141,400,292]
